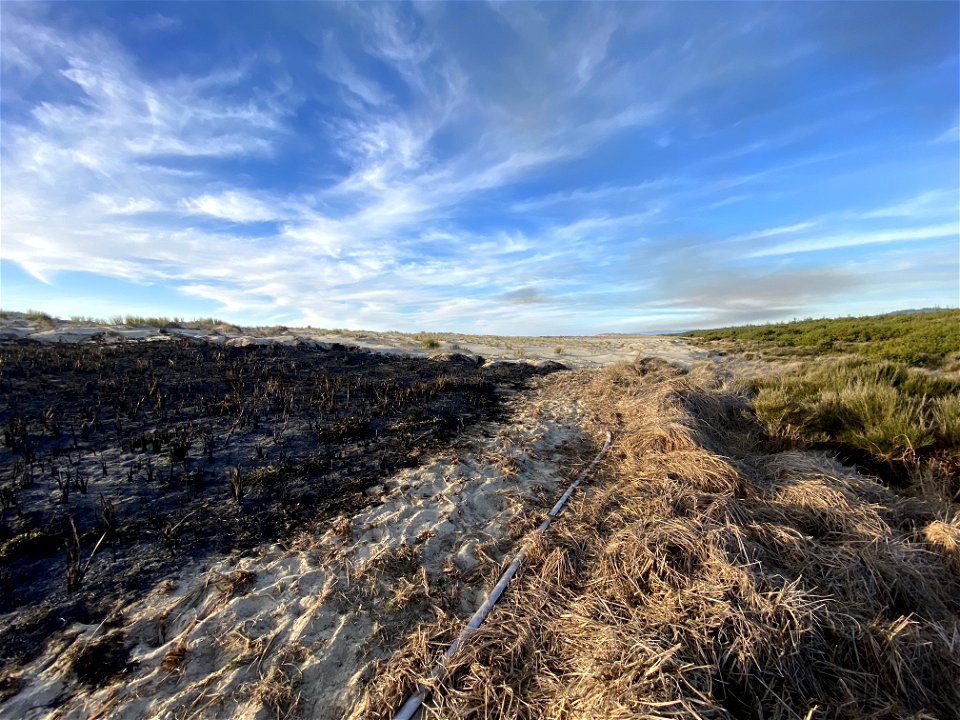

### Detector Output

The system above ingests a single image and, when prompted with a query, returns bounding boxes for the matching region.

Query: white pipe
[393,431,613,720]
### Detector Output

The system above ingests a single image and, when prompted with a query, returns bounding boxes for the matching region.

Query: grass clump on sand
[686,308,960,368]
[414,332,442,350]
[749,356,960,502]
[111,315,183,328]
[111,315,244,333]
[20,310,58,330]
[355,359,960,719]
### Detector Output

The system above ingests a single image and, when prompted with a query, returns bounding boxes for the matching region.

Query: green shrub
[413,332,442,350]
[687,309,960,368]
[750,356,960,498]
[932,394,960,447]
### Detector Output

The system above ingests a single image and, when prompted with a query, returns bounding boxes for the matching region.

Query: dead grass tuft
[331,514,352,538]
[923,516,960,573]
[253,659,301,720]
[209,569,256,600]
[161,641,188,672]
[0,673,25,703]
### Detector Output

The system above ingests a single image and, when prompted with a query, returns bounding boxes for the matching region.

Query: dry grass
[923,516,960,574]
[252,654,302,720]
[354,358,960,719]
[209,569,257,600]
[161,641,188,673]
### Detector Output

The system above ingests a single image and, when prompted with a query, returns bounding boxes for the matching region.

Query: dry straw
[354,358,960,719]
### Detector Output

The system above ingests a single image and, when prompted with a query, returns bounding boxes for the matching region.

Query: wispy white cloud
[709,194,750,209]
[847,190,957,220]
[731,222,819,243]
[181,192,283,224]
[511,180,678,212]
[131,13,180,33]
[318,34,392,108]
[933,123,959,144]
[92,195,163,215]
[749,223,958,258]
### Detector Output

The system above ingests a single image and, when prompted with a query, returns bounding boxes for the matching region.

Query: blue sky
[1,1,957,333]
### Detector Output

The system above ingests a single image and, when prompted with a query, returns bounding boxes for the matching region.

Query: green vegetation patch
[19,310,58,330]
[110,315,244,333]
[414,332,442,349]
[687,309,960,368]
[749,356,960,500]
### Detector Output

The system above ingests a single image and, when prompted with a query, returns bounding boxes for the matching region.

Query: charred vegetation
[0,338,556,665]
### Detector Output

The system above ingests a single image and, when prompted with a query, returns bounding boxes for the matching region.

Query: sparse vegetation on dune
[2,312,666,364]
[19,310,58,331]
[686,308,960,368]
[3,310,246,334]
[749,356,960,502]
[414,332,442,350]
[360,359,960,719]
[110,315,246,333]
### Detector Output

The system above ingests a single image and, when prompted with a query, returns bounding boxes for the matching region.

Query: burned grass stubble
[0,339,557,672]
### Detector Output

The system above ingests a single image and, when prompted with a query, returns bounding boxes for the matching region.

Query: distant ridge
[878,307,950,316]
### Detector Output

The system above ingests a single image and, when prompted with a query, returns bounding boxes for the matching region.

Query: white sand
[0,313,706,368]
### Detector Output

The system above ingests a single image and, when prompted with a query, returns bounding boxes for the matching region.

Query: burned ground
[0,338,555,667]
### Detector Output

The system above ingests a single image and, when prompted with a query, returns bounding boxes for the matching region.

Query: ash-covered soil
[0,338,557,667]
